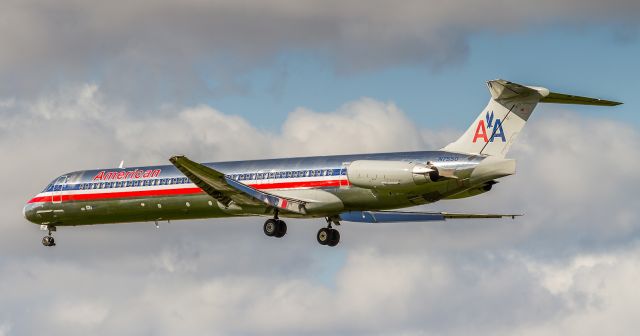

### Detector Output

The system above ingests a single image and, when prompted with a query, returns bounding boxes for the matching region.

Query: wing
[339,210,521,223]
[169,155,308,214]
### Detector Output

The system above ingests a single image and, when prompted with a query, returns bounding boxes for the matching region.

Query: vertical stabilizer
[442,79,621,157]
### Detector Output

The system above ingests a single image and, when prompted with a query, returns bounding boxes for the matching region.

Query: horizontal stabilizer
[540,92,622,106]
[340,210,521,223]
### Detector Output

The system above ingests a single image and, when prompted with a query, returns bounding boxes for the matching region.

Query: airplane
[23,79,621,247]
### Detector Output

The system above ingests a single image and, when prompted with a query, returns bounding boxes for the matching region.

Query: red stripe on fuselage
[27,179,349,203]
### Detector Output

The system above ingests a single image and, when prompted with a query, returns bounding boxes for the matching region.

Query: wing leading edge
[169,155,308,214]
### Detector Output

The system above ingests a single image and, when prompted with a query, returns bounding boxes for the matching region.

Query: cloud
[1,85,639,334]
[1,0,639,99]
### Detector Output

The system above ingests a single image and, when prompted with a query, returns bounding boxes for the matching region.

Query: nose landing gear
[41,225,56,247]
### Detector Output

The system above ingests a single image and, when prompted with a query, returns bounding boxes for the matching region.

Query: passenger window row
[75,177,190,190]
[50,167,345,191]
[228,168,343,181]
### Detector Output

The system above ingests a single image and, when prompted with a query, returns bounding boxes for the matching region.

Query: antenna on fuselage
[118,160,125,169]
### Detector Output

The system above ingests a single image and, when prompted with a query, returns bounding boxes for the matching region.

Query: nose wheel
[317,217,340,247]
[41,225,56,247]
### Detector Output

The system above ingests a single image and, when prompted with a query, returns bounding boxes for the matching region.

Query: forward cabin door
[340,163,350,188]
[51,175,68,203]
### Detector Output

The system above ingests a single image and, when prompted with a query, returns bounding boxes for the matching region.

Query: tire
[263,219,278,237]
[317,228,330,245]
[328,229,340,247]
[41,236,55,247]
[275,220,287,238]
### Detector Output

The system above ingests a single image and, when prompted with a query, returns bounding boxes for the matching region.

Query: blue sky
[205,25,637,132]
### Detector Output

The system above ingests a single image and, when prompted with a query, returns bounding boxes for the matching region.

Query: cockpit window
[42,183,54,193]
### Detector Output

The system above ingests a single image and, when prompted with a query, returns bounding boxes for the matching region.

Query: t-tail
[443,79,622,157]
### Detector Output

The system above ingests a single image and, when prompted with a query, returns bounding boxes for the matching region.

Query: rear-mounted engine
[346,160,439,190]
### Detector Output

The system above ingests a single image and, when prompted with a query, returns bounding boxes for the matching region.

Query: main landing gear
[263,212,287,238]
[262,212,341,247]
[41,225,56,247]
[317,218,340,247]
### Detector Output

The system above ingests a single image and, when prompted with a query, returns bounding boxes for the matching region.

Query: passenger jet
[24,80,621,247]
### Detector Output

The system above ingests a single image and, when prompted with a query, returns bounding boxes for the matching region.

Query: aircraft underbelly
[35,194,237,226]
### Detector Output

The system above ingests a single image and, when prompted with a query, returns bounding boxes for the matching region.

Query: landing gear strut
[317,217,340,247]
[263,211,287,238]
[41,225,56,247]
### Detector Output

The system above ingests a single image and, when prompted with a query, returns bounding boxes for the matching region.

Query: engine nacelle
[347,160,437,190]
[445,181,496,199]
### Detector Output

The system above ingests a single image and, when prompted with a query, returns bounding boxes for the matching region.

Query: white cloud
[0,322,10,336]
[519,244,640,336]
[51,301,110,329]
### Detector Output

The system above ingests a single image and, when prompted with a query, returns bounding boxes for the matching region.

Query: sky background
[1,0,639,335]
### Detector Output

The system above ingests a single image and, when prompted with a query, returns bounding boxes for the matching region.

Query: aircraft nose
[23,203,38,224]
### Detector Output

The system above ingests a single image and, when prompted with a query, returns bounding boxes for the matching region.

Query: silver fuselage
[24,150,514,226]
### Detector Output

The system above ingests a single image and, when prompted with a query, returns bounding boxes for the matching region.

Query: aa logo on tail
[472,111,506,143]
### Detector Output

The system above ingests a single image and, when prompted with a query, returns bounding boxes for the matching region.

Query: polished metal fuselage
[24,150,511,226]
